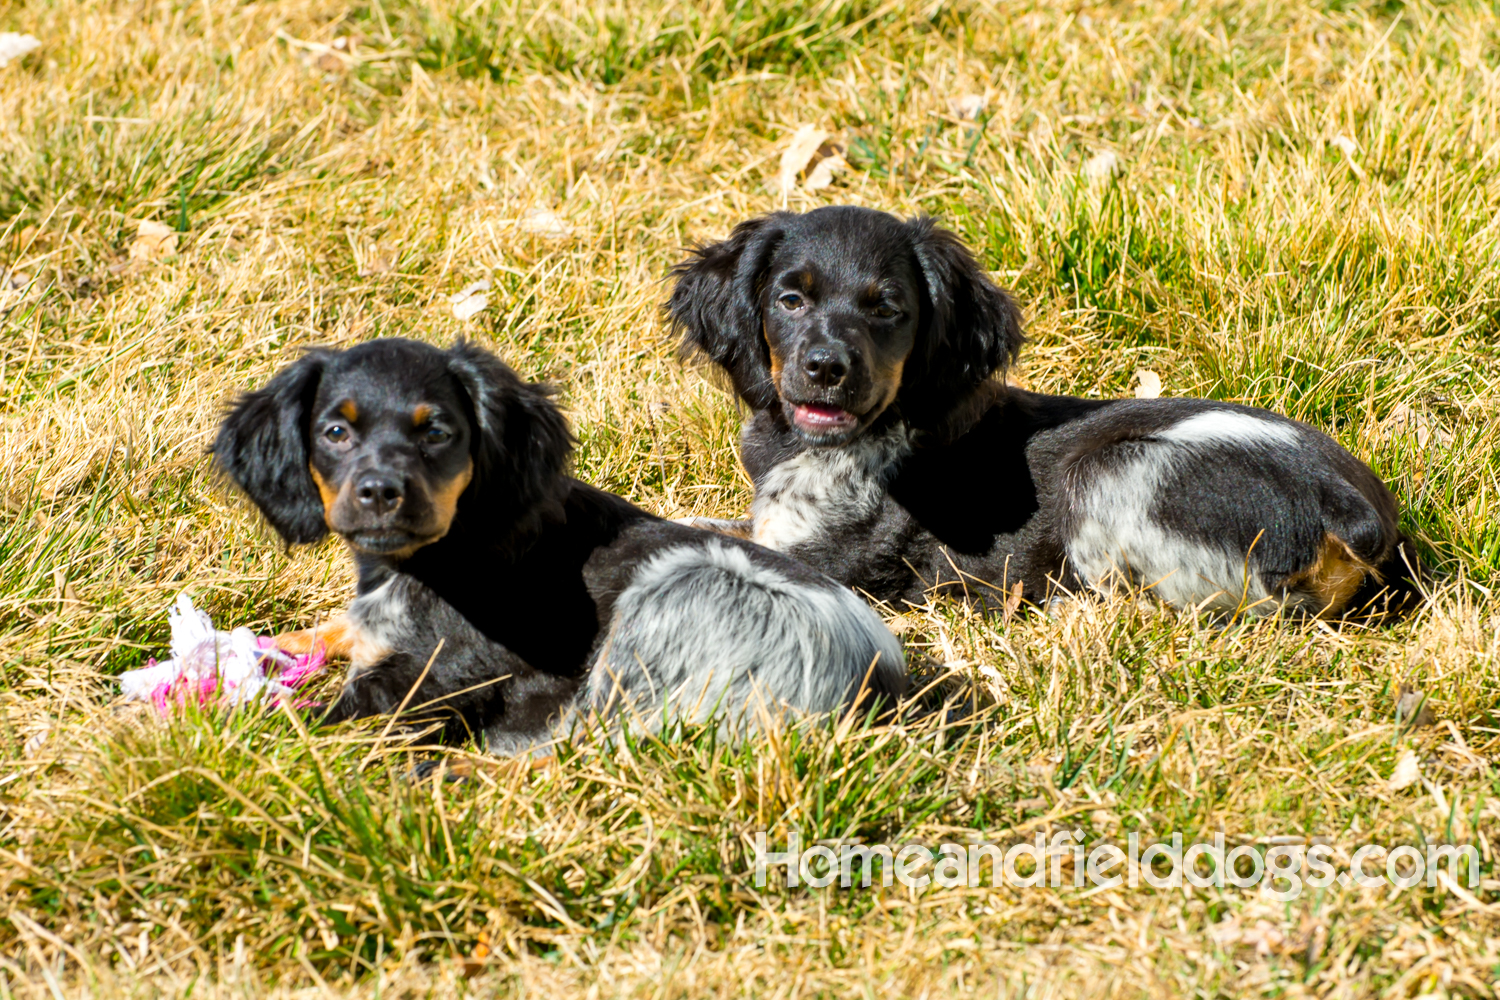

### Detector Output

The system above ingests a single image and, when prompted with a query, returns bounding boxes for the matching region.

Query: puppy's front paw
[272,615,355,658]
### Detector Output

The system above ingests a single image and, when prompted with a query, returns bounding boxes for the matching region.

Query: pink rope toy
[119,594,327,714]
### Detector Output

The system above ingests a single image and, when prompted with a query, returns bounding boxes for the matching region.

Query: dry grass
[2,0,1499,996]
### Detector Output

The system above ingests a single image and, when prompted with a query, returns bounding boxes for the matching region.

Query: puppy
[669,206,1420,617]
[213,337,905,751]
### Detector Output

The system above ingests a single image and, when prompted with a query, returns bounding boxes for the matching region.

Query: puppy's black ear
[446,340,573,524]
[213,351,332,545]
[902,217,1026,426]
[667,214,789,410]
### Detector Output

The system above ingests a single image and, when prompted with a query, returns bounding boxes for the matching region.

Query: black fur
[215,338,906,749]
[671,207,1420,618]
[212,350,332,545]
[445,340,573,541]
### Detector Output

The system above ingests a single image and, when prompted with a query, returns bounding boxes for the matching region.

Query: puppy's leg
[273,615,358,658]
[671,515,754,539]
[316,574,580,747]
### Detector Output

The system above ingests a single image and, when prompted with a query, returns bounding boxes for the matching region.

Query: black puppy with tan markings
[213,337,906,751]
[670,206,1420,617]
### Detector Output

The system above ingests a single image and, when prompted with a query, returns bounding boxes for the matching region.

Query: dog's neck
[747,420,915,553]
[901,379,1008,444]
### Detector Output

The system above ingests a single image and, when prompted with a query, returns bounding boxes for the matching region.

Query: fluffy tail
[587,540,906,734]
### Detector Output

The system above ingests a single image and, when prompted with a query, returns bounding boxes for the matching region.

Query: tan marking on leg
[337,399,359,423]
[347,627,392,671]
[1283,533,1379,616]
[275,613,391,674]
[274,614,357,658]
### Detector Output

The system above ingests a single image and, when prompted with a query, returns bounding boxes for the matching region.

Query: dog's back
[669,207,1419,618]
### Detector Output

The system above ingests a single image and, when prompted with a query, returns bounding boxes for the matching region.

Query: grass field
[2,0,1499,995]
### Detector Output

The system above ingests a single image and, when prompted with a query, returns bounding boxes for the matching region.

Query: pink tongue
[796,404,853,426]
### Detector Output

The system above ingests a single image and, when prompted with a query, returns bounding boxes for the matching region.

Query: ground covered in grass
[1,0,1499,995]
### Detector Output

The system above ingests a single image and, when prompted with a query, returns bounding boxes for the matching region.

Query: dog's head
[213,338,572,560]
[668,206,1025,443]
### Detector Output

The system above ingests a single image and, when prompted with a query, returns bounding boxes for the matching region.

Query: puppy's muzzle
[355,472,404,517]
[800,343,850,388]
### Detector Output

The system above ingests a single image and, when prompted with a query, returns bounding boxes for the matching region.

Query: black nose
[355,474,404,515]
[802,344,849,387]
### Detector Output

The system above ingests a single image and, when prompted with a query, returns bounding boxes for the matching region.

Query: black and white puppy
[213,337,905,751]
[669,206,1420,617]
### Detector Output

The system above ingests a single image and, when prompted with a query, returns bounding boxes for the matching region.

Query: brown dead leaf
[357,247,394,276]
[22,726,49,758]
[1388,749,1421,792]
[1133,369,1162,399]
[1331,134,1366,180]
[519,207,572,239]
[450,279,490,321]
[951,93,987,120]
[1381,402,1451,449]
[804,152,847,191]
[1241,919,1287,958]
[1001,580,1024,625]
[1395,682,1437,728]
[778,125,828,197]
[129,220,178,263]
[0,32,41,68]
[1084,150,1122,184]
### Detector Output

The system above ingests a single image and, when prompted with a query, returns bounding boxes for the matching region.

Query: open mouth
[791,403,859,436]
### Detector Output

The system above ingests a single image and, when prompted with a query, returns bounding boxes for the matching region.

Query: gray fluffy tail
[586,540,906,733]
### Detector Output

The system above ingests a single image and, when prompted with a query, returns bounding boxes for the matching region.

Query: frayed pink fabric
[120,595,329,716]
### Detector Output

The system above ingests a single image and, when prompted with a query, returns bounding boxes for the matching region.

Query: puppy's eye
[324,425,349,443]
[872,304,898,319]
[423,426,452,445]
[778,292,805,311]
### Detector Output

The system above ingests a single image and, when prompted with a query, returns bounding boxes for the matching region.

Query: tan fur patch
[412,403,432,426]
[765,320,785,384]
[274,614,391,669]
[274,614,356,658]
[309,464,343,525]
[872,354,907,414]
[428,457,474,539]
[337,399,359,423]
[1284,533,1379,615]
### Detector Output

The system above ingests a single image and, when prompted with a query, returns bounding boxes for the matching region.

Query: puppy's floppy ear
[213,350,333,545]
[446,340,573,522]
[901,217,1026,426]
[667,214,789,410]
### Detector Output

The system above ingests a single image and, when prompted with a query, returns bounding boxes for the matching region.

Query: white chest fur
[751,425,914,552]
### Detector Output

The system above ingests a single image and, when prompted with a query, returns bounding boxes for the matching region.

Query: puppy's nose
[802,344,849,387]
[355,473,404,516]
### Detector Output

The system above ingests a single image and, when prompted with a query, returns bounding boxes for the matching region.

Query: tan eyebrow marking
[413,403,433,426]
[337,399,359,423]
